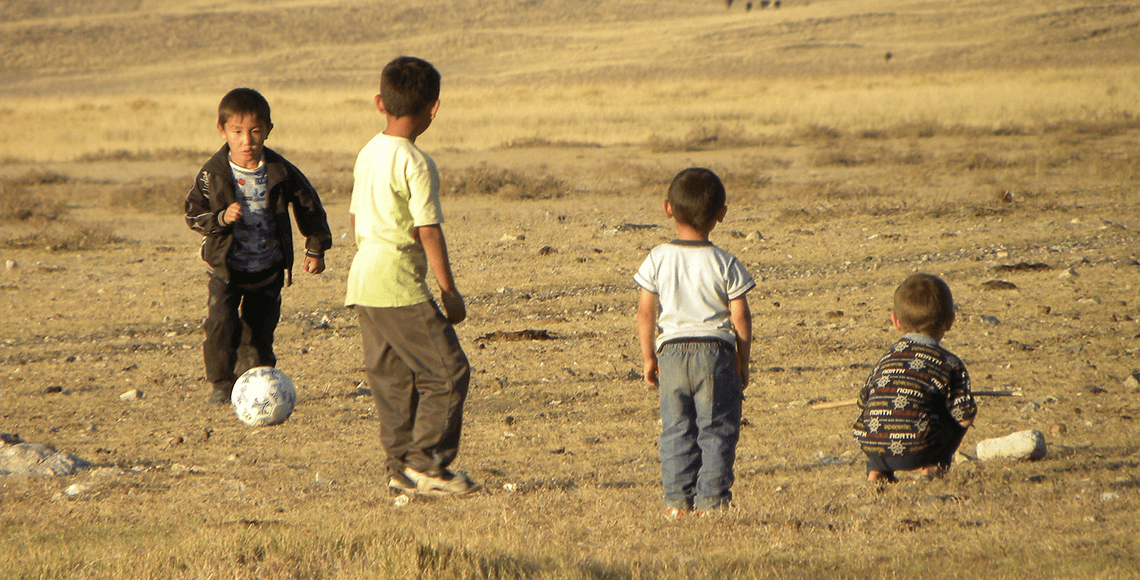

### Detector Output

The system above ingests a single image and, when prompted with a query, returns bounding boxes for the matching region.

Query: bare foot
[921,465,944,480]
[867,470,897,483]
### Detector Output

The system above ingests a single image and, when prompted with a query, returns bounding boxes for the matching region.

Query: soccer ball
[231,367,296,427]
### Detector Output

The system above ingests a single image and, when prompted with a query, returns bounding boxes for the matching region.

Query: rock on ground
[0,443,91,477]
[1124,373,1140,394]
[976,430,1047,461]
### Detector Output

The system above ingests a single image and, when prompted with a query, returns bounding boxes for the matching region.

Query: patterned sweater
[852,334,977,456]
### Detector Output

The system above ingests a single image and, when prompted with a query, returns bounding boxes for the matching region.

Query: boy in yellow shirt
[345,57,479,497]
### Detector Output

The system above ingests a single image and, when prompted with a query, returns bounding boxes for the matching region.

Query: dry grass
[2,0,1140,578]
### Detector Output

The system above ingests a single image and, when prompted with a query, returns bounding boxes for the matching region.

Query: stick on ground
[809,390,1024,410]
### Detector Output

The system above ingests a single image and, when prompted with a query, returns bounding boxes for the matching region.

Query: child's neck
[675,222,712,242]
[382,116,421,142]
[905,330,945,343]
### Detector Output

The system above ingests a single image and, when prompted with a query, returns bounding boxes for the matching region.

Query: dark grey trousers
[355,301,470,478]
[203,268,283,388]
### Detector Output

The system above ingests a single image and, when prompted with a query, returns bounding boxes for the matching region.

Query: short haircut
[218,88,271,128]
[893,273,955,335]
[380,56,441,118]
[667,167,726,232]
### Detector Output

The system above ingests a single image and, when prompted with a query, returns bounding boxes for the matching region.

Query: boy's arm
[637,289,659,387]
[288,165,333,274]
[950,365,977,429]
[730,295,752,390]
[184,172,240,235]
[417,224,465,324]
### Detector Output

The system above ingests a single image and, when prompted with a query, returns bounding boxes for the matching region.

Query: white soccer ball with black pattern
[231,367,296,427]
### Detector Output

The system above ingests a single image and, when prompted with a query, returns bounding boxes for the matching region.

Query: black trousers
[203,268,283,387]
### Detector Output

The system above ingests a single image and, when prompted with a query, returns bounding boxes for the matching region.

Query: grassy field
[2,0,1140,578]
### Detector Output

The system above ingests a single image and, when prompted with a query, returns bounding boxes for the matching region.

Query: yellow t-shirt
[345,133,443,308]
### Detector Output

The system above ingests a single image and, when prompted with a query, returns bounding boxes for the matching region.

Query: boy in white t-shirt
[635,167,755,517]
[345,57,479,497]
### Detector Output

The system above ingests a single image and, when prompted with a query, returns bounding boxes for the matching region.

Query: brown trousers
[355,301,470,478]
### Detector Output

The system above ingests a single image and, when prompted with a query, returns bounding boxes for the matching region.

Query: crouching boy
[852,273,977,482]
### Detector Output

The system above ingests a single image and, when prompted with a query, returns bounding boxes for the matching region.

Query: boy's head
[379,57,441,118]
[216,88,273,170]
[218,88,272,128]
[666,167,727,233]
[892,273,955,336]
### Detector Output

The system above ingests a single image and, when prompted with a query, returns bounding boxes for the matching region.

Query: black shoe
[207,382,232,404]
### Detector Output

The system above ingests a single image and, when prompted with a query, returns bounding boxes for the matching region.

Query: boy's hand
[440,290,466,325]
[222,202,243,225]
[643,357,659,388]
[303,255,325,274]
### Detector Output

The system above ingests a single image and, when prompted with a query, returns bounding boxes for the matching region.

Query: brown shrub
[0,181,66,222]
[108,178,188,214]
[444,163,569,200]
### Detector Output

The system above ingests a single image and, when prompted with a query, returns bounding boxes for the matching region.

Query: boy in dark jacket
[184,88,332,404]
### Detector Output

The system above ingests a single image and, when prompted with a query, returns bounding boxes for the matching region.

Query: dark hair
[667,167,726,232]
[380,56,441,118]
[218,88,271,128]
[893,273,955,335]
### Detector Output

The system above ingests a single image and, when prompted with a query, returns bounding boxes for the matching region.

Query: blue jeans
[657,340,743,510]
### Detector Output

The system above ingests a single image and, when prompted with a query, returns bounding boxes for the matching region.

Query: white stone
[976,430,1047,461]
[1058,268,1079,280]
[63,483,91,497]
[4,260,16,270]
[119,389,143,401]
[745,231,764,241]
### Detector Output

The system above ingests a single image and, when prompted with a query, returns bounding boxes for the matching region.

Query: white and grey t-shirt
[227,160,283,273]
[634,240,755,351]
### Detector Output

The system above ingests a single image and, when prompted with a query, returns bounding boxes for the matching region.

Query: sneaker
[387,472,417,496]
[664,507,687,520]
[404,467,482,497]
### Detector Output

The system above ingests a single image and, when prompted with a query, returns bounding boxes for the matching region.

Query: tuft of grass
[810,148,874,168]
[498,137,602,150]
[1043,115,1140,137]
[309,173,355,202]
[2,221,126,251]
[74,148,206,163]
[647,125,764,153]
[794,125,845,142]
